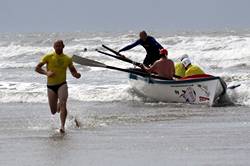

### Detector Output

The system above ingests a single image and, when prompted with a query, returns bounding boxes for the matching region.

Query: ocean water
[0,31,250,166]
[0,31,250,105]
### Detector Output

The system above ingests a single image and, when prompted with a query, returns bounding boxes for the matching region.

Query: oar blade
[72,55,106,68]
[72,55,168,80]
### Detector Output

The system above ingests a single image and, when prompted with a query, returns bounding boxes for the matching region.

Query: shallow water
[0,102,250,166]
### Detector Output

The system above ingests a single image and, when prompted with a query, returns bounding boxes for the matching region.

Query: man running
[35,40,81,133]
[119,31,164,67]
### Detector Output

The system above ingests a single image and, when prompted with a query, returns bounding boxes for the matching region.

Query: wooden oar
[102,44,141,65]
[72,55,170,80]
[102,44,123,56]
[72,55,107,67]
[96,49,141,66]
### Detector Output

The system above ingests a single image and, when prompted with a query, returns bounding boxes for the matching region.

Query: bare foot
[59,128,65,134]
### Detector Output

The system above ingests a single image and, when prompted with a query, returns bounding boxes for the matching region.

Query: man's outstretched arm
[119,40,141,52]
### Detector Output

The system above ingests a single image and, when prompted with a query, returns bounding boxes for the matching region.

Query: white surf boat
[129,73,227,106]
[71,55,230,106]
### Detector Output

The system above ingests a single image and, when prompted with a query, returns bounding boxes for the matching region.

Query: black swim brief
[47,82,67,94]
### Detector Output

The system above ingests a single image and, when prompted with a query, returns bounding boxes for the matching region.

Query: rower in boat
[181,57,205,77]
[139,48,175,79]
[175,54,189,78]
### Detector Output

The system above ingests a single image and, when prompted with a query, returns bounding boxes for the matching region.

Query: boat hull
[129,73,226,106]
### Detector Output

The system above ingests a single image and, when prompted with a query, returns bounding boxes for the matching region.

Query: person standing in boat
[35,40,81,133]
[118,31,164,67]
[140,48,175,79]
[181,57,205,77]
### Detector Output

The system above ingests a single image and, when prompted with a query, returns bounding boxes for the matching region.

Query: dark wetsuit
[119,36,163,66]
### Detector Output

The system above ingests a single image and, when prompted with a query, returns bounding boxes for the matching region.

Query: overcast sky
[0,0,250,33]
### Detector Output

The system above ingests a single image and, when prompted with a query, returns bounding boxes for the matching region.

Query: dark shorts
[143,54,160,67]
[47,82,67,95]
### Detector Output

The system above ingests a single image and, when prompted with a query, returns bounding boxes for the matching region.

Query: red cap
[160,48,168,55]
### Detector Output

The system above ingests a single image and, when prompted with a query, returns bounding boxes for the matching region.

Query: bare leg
[57,103,60,113]
[57,84,68,133]
[47,89,58,115]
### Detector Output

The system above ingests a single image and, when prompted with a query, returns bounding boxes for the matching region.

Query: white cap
[181,58,191,68]
[179,54,189,61]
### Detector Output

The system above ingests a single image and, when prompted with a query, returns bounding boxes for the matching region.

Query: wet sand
[0,102,250,166]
